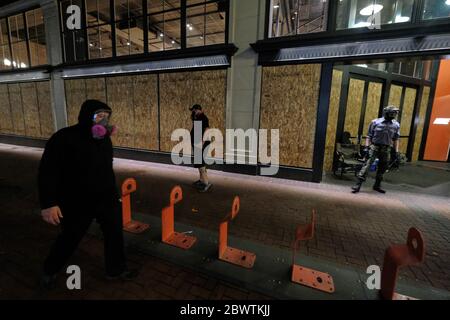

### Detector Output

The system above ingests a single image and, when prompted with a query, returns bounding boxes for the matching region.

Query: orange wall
[424,60,450,161]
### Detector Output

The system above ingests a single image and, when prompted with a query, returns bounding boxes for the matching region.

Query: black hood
[78,100,112,128]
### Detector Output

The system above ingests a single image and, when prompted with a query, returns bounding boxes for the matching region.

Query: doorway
[341,75,384,146]
[336,71,421,162]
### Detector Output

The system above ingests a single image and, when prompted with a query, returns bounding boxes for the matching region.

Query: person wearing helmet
[352,106,401,194]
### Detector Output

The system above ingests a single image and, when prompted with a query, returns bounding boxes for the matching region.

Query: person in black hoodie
[38,100,136,289]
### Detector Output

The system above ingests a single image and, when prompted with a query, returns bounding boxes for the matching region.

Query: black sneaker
[373,186,386,194]
[106,269,139,281]
[352,183,362,194]
[199,183,212,193]
[193,180,203,187]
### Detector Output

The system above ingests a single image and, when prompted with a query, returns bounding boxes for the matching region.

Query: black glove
[361,146,370,159]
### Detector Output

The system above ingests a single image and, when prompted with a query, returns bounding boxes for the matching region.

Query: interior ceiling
[86,0,225,52]
[273,0,326,35]
[2,0,225,59]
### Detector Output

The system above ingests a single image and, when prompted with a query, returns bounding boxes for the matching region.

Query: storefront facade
[0,0,449,182]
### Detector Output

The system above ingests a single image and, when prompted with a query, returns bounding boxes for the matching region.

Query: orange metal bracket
[121,178,150,234]
[381,227,425,300]
[161,186,197,250]
[291,210,335,293]
[218,196,256,269]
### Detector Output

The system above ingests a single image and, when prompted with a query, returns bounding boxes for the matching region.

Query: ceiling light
[3,58,11,66]
[353,21,371,28]
[395,15,410,23]
[20,62,27,68]
[360,4,383,16]
[434,118,450,125]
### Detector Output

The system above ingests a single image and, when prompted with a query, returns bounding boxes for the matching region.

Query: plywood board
[400,87,417,137]
[0,84,14,134]
[344,78,365,138]
[64,79,86,126]
[363,82,382,136]
[260,64,321,168]
[106,76,135,148]
[20,82,41,138]
[133,74,159,151]
[323,69,342,173]
[412,87,430,162]
[8,83,25,136]
[159,70,227,154]
[388,84,403,108]
[36,81,55,138]
[399,137,409,155]
[85,77,107,102]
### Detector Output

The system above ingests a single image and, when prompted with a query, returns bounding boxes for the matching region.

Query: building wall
[323,69,343,173]
[159,70,227,154]
[0,81,54,138]
[260,64,321,168]
[0,0,444,182]
[424,60,450,161]
[64,69,227,153]
[412,86,431,162]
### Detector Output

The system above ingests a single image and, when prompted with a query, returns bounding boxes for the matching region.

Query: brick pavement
[0,186,270,300]
[0,143,449,296]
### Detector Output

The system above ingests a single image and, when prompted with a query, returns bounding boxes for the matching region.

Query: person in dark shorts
[190,104,212,193]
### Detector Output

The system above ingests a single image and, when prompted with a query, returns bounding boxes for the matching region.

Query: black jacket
[38,100,119,210]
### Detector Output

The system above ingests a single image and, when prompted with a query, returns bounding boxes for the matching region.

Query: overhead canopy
[60,54,230,78]
[254,33,450,64]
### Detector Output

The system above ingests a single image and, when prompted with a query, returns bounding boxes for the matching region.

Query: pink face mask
[92,113,117,139]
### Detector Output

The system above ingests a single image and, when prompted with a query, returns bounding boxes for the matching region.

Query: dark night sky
[0,0,21,9]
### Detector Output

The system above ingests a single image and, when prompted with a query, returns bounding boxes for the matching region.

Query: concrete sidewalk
[0,143,449,298]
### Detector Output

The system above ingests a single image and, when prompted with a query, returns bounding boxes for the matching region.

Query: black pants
[43,196,126,277]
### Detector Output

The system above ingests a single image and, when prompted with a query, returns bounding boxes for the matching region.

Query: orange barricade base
[121,178,149,234]
[291,265,334,293]
[218,197,256,269]
[380,227,425,300]
[161,186,197,250]
[291,210,335,294]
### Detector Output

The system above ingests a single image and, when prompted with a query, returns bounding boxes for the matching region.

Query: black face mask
[385,113,396,121]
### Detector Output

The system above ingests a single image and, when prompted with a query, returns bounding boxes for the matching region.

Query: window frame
[0,5,47,72]
[264,0,450,41]
[58,0,230,64]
